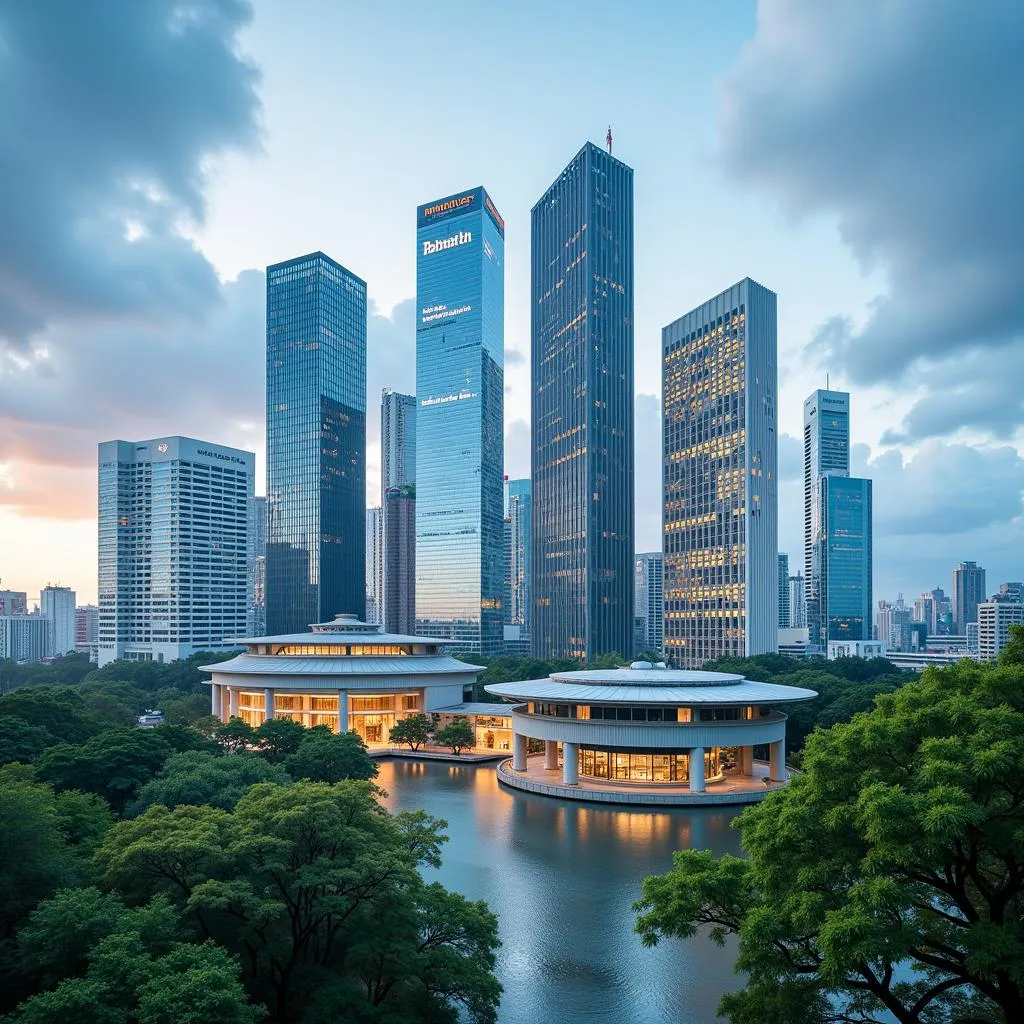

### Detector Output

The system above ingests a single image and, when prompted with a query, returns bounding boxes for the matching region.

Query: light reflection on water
[376,759,744,1024]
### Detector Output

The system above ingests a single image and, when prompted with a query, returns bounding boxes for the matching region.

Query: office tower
[952,561,986,632]
[503,516,513,624]
[778,553,791,628]
[818,476,872,641]
[914,591,937,633]
[365,506,383,625]
[532,142,634,661]
[0,613,48,663]
[415,187,504,654]
[803,389,850,644]
[663,279,778,667]
[247,496,267,638]
[384,484,416,634]
[966,621,980,656]
[934,588,953,634]
[999,582,1024,603]
[75,604,100,661]
[0,589,27,616]
[381,390,416,629]
[634,552,664,657]
[266,252,367,634]
[40,584,76,656]
[875,600,892,647]
[506,478,532,631]
[788,574,807,629]
[978,600,1024,661]
[98,436,254,666]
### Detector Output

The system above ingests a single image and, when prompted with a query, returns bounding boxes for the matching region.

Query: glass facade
[506,478,532,630]
[531,142,635,661]
[266,252,367,635]
[820,475,872,641]
[662,280,778,668]
[578,748,722,784]
[415,188,505,654]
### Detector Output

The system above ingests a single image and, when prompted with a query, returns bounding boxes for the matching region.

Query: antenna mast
[606,125,613,154]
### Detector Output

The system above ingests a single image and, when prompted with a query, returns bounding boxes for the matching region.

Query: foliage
[284,727,377,783]
[0,718,54,765]
[251,717,307,763]
[96,780,501,1023]
[128,752,292,815]
[389,712,433,750]
[0,687,104,744]
[635,655,1024,1023]
[0,653,94,694]
[433,718,475,755]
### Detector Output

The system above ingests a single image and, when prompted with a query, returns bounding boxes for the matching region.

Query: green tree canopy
[0,717,55,765]
[253,717,306,763]
[389,712,433,751]
[635,657,1024,1023]
[284,727,377,783]
[433,718,475,755]
[0,687,103,744]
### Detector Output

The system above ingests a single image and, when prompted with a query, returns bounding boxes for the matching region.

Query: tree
[0,718,54,765]
[389,713,433,751]
[1002,623,1024,666]
[635,658,1024,1024]
[433,718,475,755]
[128,751,292,815]
[0,687,103,744]
[215,716,256,753]
[284,727,377,783]
[253,717,306,763]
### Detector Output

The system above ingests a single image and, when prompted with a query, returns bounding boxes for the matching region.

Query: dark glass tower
[415,188,505,655]
[820,475,872,641]
[265,252,367,635]
[531,142,634,661]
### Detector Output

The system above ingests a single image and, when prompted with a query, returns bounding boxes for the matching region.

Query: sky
[0,0,1022,608]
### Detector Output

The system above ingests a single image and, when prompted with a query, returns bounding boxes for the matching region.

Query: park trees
[284,726,377,783]
[433,718,475,755]
[389,712,433,751]
[635,656,1024,1024]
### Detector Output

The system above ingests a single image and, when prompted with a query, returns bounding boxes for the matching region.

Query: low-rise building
[827,639,886,660]
[978,601,1024,662]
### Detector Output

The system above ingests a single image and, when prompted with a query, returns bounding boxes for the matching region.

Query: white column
[210,683,220,715]
[218,685,230,723]
[264,687,274,721]
[337,691,349,733]
[689,747,706,792]
[770,739,787,782]
[562,742,579,785]
[513,732,527,771]
[544,740,559,770]
[228,688,239,719]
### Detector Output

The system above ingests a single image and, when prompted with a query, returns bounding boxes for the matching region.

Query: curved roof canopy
[222,612,455,648]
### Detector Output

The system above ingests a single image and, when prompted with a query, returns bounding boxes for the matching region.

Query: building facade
[634,552,664,657]
[380,390,416,630]
[978,601,1024,661]
[365,506,384,625]
[97,436,254,666]
[247,496,267,639]
[0,590,27,616]
[788,574,807,629]
[415,188,505,654]
[952,561,986,633]
[75,604,100,661]
[778,553,790,628]
[531,143,634,662]
[0,614,49,663]
[266,252,367,634]
[819,475,872,642]
[506,478,532,632]
[41,585,76,656]
[663,279,778,668]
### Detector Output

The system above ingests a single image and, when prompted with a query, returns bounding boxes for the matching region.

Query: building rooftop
[201,653,481,679]
[228,612,455,648]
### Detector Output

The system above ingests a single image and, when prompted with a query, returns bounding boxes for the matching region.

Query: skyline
[1,0,1022,606]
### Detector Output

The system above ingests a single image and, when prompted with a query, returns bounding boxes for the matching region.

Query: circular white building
[485,663,817,805]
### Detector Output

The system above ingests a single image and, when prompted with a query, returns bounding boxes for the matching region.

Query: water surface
[377,759,744,1023]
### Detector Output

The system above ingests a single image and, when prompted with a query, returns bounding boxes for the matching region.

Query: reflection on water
[377,759,744,1024]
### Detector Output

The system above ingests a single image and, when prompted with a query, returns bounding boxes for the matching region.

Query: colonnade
[209,683,349,733]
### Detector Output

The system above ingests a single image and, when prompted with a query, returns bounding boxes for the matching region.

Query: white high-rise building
[98,436,254,666]
[40,585,76,656]
[788,574,807,629]
[365,506,384,626]
[663,278,778,667]
[634,552,664,656]
[978,601,1024,662]
[0,614,48,663]
[75,604,100,661]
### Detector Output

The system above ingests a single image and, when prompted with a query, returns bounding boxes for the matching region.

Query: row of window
[528,702,761,722]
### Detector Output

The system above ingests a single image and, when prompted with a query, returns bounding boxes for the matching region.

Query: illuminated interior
[578,746,723,785]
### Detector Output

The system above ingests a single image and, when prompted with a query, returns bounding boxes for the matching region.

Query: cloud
[718,0,1024,437]
[505,348,526,366]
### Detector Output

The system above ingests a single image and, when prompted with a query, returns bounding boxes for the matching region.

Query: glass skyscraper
[381,389,416,632]
[265,252,367,635]
[415,188,504,654]
[819,475,872,641]
[662,279,778,668]
[531,142,634,661]
[506,478,532,632]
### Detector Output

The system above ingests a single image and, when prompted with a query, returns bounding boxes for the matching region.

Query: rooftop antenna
[606,125,613,154]
[826,372,830,390]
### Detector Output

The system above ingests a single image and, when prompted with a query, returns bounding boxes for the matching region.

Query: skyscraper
[247,496,267,638]
[634,552,664,657]
[40,585,76,656]
[663,279,778,667]
[788,574,807,629]
[365,506,383,625]
[952,561,986,633]
[415,188,504,654]
[532,142,634,661]
[778,553,791,628]
[819,475,873,642]
[803,389,850,644]
[266,252,367,634]
[380,390,416,629]
[506,478,532,631]
[75,604,99,661]
[98,436,254,666]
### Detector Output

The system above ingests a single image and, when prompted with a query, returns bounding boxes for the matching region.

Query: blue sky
[0,0,1021,607]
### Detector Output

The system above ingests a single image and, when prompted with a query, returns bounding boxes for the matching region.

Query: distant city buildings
[365,506,383,626]
[415,187,505,654]
[266,252,367,634]
[40,584,75,656]
[75,604,99,661]
[788,573,807,629]
[998,582,1024,603]
[0,589,27,616]
[778,553,791,628]
[381,389,416,631]
[634,552,664,656]
[532,143,634,661]
[876,596,913,651]
[0,613,48,663]
[97,436,253,665]
[506,478,531,633]
[978,600,1024,661]
[952,561,986,633]
[663,278,778,667]
[247,496,266,638]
